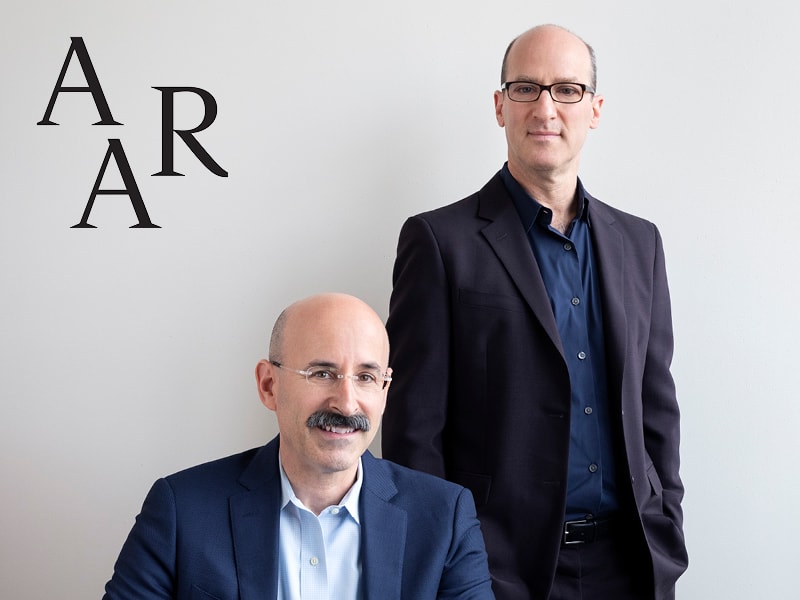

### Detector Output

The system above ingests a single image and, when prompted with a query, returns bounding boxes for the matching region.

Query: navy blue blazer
[103,436,494,599]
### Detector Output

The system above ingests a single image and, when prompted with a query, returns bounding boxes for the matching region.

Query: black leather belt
[562,516,615,546]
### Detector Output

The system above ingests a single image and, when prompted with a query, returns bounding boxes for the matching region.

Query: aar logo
[37,37,228,228]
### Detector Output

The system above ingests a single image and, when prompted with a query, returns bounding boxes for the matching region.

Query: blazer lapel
[230,439,282,600]
[477,175,564,355]
[587,197,628,388]
[359,453,406,600]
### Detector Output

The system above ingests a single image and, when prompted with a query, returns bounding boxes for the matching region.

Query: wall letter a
[73,139,159,229]
[38,37,121,126]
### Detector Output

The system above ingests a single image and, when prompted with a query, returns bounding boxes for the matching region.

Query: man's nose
[533,91,558,117]
[328,376,361,415]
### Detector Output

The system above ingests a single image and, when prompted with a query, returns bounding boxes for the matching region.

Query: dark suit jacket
[382,172,688,600]
[103,436,494,600]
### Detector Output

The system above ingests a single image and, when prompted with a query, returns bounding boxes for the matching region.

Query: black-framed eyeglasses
[501,81,595,104]
[270,360,392,392]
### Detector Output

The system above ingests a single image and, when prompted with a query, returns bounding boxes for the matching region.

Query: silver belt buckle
[562,518,589,545]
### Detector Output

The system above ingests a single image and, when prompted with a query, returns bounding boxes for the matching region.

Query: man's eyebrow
[305,360,382,370]
[306,360,338,368]
[358,362,382,371]
[510,76,582,83]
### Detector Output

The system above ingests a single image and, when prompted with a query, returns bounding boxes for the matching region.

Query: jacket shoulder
[588,193,660,234]
[162,443,275,497]
[364,453,468,508]
[410,172,507,225]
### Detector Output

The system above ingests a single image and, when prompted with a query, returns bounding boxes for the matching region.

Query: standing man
[103,293,494,599]
[382,25,687,600]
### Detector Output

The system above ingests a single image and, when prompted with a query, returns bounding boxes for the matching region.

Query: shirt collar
[278,454,363,524]
[499,163,591,232]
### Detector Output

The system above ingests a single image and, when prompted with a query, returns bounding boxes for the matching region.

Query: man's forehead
[278,296,389,363]
[283,334,388,366]
[506,59,591,85]
[508,31,590,71]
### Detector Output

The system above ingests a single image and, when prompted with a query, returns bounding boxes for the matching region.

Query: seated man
[103,293,494,600]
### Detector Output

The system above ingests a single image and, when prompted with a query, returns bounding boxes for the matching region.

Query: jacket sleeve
[437,488,496,599]
[632,224,689,598]
[382,215,451,478]
[642,226,685,532]
[102,478,177,600]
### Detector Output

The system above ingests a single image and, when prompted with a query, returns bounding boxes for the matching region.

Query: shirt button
[577,351,586,360]
[571,297,580,306]
[310,557,319,566]
[330,507,340,515]
[563,242,573,251]
[588,463,598,473]
[584,406,593,415]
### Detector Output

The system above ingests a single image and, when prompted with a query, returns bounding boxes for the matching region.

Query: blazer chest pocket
[192,584,225,600]
[457,288,528,314]
[449,470,492,507]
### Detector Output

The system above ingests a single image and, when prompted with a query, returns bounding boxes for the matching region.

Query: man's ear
[493,90,506,127]
[589,93,604,129]
[255,360,278,411]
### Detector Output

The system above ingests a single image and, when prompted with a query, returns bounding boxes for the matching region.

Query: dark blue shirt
[500,164,619,521]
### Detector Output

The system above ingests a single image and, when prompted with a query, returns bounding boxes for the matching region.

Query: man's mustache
[306,411,371,432]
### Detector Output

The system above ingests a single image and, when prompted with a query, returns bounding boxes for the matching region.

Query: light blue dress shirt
[277,457,363,600]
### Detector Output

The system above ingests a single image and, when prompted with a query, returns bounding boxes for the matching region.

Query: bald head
[269,293,389,367]
[500,24,597,89]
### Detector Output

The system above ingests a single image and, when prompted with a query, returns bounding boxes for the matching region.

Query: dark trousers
[548,522,654,600]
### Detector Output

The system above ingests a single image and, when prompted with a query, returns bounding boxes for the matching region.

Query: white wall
[1,1,797,598]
